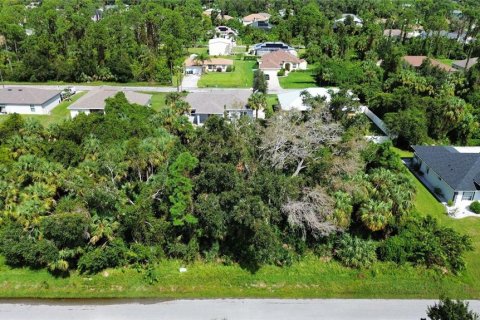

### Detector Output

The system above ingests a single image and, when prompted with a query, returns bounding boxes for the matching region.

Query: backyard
[198,59,255,88]
[279,69,317,89]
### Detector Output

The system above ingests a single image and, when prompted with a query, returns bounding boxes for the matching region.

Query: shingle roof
[259,50,304,70]
[184,90,250,114]
[412,145,480,191]
[0,87,61,105]
[68,90,151,110]
[184,55,233,67]
[452,57,478,70]
[402,56,454,72]
[243,13,270,22]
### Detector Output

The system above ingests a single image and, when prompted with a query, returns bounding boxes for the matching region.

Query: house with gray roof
[68,90,152,118]
[0,87,62,115]
[452,57,478,71]
[184,90,253,125]
[412,145,480,205]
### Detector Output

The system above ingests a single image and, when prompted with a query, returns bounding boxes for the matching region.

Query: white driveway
[181,74,200,89]
[264,70,281,92]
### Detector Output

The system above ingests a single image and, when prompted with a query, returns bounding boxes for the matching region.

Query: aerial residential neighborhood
[0,0,480,319]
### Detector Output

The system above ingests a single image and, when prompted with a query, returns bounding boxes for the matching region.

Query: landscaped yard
[198,60,255,88]
[279,69,317,89]
[1,151,479,299]
[145,92,169,112]
[0,91,87,127]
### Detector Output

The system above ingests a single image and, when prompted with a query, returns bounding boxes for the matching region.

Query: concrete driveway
[264,70,281,92]
[181,74,200,89]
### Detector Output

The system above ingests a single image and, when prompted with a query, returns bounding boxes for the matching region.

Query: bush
[277,68,285,76]
[77,240,127,274]
[226,65,233,72]
[334,234,377,268]
[447,199,454,207]
[0,222,59,268]
[469,201,480,214]
[41,213,89,248]
[378,216,473,273]
[427,297,479,320]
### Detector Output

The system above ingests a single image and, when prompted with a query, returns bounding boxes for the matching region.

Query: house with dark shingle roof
[0,87,62,115]
[412,146,480,204]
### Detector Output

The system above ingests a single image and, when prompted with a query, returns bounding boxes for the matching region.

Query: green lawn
[198,60,255,88]
[0,91,87,127]
[1,146,479,299]
[146,92,169,112]
[437,58,454,66]
[279,69,317,89]
[188,47,208,56]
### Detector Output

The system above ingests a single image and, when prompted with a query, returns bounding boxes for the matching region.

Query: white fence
[359,105,390,136]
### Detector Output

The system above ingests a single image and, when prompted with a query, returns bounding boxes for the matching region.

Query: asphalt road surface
[1,299,480,320]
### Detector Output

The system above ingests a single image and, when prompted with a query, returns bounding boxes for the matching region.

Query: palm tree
[248,92,267,119]
[89,215,119,246]
[359,199,393,232]
[193,52,210,70]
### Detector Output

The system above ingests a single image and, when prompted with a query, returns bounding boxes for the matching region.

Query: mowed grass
[279,69,317,89]
[198,60,255,88]
[0,91,87,127]
[145,92,169,112]
[0,146,479,299]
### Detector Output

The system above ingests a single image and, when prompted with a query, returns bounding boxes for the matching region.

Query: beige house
[184,55,233,74]
[259,50,307,74]
[242,12,270,26]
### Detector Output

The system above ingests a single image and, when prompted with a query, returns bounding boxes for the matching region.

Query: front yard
[198,60,255,88]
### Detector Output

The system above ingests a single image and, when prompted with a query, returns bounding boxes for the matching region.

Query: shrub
[447,199,454,207]
[434,187,443,196]
[226,65,233,72]
[427,297,479,320]
[41,213,89,248]
[334,234,377,268]
[469,201,480,214]
[277,68,285,76]
[378,216,473,273]
[77,240,127,274]
[0,222,59,268]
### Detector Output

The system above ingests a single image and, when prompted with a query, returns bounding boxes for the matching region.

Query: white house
[68,90,152,118]
[209,37,234,56]
[334,14,363,28]
[412,146,480,206]
[277,88,339,111]
[0,87,62,115]
[259,50,307,74]
[184,90,253,125]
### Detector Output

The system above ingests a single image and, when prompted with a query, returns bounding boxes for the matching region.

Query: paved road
[1,299,479,320]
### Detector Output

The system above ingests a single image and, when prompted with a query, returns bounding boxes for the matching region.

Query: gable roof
[243,13,270,22]
[402,56,454,72]
[259,50,304,70]
[412,145,480,191]
[68,90,151,110]
[185,90,250,114]
[0,87,61,105]
[452,57,478,70]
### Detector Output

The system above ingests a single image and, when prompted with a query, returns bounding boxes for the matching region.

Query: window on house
[426,167,430,174]
[462,192,475,201]
[30,105,35,112]
[0,104,5,113]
